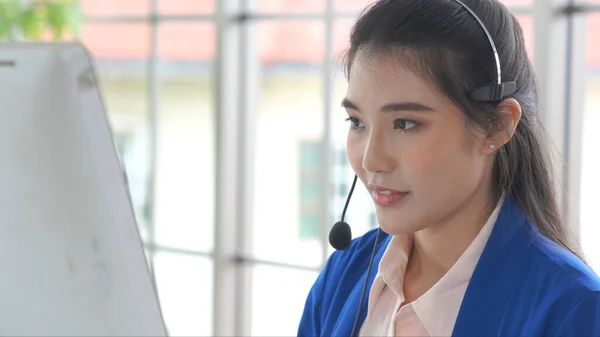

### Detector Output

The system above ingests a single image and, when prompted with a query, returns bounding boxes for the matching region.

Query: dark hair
[343,0,582,258]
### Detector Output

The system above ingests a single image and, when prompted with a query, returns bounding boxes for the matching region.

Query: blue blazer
[298,197,600,336]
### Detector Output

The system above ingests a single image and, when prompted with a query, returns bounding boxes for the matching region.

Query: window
[77,1,577,336]
[250,20,325,270]
[81,5,215,336]
[369,212,378,229]
[580,11,600,273]
[299,141,324,240]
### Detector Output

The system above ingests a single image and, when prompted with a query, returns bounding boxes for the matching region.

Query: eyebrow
[341,98,435,113]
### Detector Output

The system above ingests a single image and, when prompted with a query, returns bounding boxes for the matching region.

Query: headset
[327,1,518,336]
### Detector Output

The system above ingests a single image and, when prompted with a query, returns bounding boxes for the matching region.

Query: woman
[297,0,600,336]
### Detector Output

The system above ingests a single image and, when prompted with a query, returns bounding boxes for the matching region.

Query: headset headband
[453,0,517,101]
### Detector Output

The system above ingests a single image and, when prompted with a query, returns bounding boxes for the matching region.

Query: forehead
[347,50,450,109]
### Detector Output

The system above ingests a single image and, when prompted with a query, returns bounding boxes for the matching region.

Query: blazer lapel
[332,231,391,337]
[452,198,535,337]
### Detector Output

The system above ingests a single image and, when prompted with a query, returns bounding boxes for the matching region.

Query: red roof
[79,0,600,68]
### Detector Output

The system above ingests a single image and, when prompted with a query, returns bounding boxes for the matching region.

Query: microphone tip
[329,221,352,251]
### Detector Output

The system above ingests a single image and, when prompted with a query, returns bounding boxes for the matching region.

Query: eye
[393,119,418,131]
[345,117,364,130]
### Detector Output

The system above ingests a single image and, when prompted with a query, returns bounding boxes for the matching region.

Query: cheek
[404,124,480,184]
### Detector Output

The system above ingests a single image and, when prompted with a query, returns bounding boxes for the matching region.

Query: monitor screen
[0,42,167,336]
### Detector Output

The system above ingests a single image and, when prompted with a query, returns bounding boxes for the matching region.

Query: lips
[369,184,408,207]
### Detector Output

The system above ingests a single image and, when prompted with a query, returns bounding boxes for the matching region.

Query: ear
[486,98,522,152]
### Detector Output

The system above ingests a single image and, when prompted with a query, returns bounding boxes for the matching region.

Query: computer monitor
[0,42,168,336]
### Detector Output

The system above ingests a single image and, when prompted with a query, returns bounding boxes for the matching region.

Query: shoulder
[497,197,600,297]
[527,233,600,294]
[524,234,600,334]
[486,196,600,333]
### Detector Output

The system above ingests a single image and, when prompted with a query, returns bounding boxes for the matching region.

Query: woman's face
[344,51,493,236]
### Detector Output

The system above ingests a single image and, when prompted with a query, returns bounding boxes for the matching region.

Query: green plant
[0,0,82,41]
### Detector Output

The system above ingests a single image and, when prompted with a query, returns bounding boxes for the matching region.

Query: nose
[362,131,396,174]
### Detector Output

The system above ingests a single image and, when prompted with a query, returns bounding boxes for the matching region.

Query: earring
[490,144,496,150]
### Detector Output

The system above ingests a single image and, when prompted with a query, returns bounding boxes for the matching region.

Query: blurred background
[1,0,599,335]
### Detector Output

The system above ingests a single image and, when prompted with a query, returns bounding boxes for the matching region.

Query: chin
[376,212,421,236]
[378,223,418,236]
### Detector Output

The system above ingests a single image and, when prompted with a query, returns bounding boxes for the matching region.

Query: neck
[408,188,499,279]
